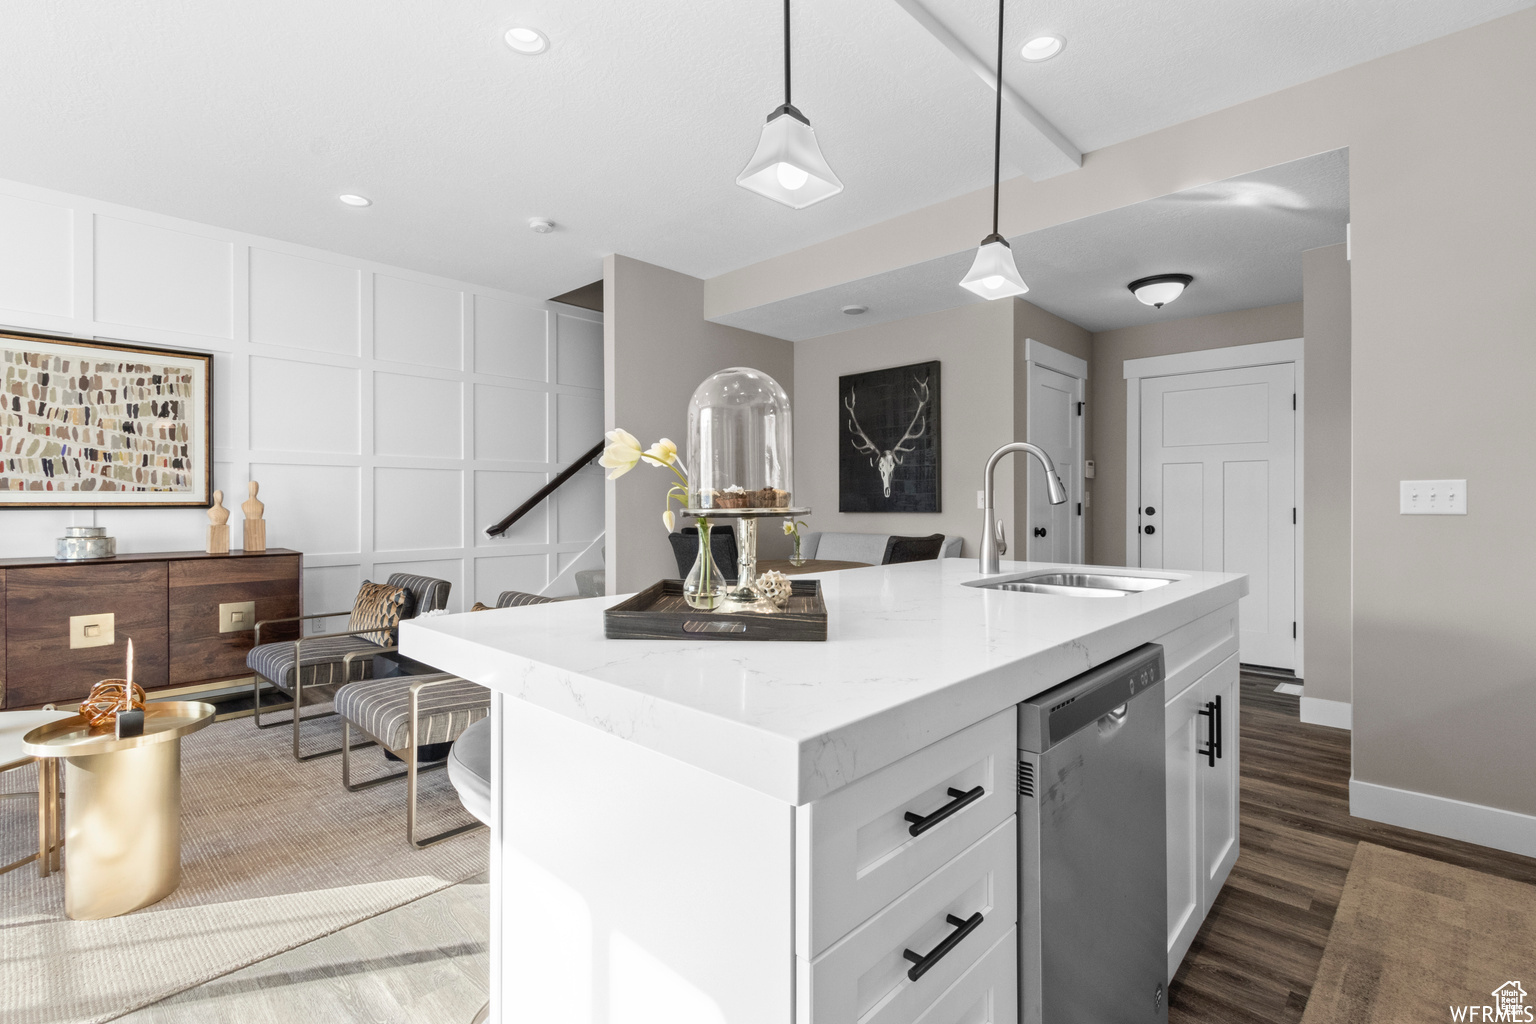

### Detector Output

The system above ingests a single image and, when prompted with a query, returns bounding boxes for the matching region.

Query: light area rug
[0,713,487,1024]
[1301,842,1536,1024]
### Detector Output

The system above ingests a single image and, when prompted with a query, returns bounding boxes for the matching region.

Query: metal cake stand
[679,506,811,602]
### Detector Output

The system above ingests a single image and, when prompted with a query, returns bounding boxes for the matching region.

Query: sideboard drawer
[4,561,169,706]
[911,927,1017,1024]
[800,817,1016,1024]
[796,707,1015,957]
[169,554,300,684]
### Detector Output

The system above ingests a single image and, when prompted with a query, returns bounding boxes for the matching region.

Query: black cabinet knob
[1144,525,1156,534]
[1144,506,1156,516]
[1033,527,1047,538]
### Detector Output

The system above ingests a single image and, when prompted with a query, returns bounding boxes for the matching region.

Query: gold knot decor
[81,678,147,728]
[754,570,793,607]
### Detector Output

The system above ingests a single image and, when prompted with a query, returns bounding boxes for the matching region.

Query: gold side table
[24,702,214,920]
[1,710,72,877]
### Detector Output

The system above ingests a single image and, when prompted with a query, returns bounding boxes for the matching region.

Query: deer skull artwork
[845,378,930,499]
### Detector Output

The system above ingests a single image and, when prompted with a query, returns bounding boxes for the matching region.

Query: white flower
[599,428,643,479]
[662,509,675,532]
[643,437,680,468]
[783,520,795,535]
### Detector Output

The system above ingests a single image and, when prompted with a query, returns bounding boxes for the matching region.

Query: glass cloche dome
[684,367,803,513]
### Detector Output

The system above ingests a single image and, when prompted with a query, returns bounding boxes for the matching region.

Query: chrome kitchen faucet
[979,442,1067,574]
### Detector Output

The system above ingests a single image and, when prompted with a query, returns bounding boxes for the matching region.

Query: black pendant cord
[784,0,792,107]
[991,0,1004,237]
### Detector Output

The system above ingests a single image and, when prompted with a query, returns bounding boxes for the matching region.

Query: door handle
[902,912,984,981]
[1197,695,1222,767]
[1033,527,1047,538]
[904,785,985,836]
[1144,525,1156,535]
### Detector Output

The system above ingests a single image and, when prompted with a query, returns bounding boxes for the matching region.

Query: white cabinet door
[1164,678,1204,981]
[1197,654,1241,909]
[1164,651,1242,981]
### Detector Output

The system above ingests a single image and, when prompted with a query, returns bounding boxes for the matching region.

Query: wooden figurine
[242,480,266,552]
[206,489,230,554]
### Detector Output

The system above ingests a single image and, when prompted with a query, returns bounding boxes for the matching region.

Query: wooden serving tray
[605,579,827,642]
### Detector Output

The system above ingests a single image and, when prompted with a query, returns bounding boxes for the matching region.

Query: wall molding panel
[0,177,604,618]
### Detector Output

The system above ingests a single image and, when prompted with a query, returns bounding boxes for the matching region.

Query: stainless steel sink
[964,571,1177,597]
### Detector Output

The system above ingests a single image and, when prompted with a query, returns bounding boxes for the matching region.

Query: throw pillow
[349,580,409,647]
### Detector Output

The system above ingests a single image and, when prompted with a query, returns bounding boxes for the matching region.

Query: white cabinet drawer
[799,817,1017,1024]
[1158,604,1239,702]
[796,708,1016,957]
[912,928,1017,1024]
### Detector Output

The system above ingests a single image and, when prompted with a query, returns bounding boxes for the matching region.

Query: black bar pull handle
[903,912,984,981]
[1212,693,1223,760]
[1197,699,1218,768]
[904,785,985,837]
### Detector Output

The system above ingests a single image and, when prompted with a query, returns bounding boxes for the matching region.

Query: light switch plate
[69,612,115,649]
[219,600,256,633]
[1400,479,1467,515]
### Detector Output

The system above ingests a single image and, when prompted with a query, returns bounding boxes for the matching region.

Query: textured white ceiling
[0,1,1522,299]
[715,150,1349,339]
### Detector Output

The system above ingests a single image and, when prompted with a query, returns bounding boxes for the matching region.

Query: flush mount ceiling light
[504,27,548,55]
[960,0,1028,300]
[1128,274,1193,308]
[338,194,372,207]
[1019,35,1064,61]
[736,0,843,209]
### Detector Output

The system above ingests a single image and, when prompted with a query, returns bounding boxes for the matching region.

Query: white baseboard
[1300,696,1352,730]
[1350,778,1536,859]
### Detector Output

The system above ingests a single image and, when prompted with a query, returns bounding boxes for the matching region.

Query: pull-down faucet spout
[979,442,1067,574]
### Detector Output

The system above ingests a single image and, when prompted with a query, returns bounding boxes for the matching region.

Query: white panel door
[1139,363,1295,669]
[1026,364,1083,562]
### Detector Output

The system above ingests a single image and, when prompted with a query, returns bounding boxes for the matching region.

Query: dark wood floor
[1167,672,1536,1024]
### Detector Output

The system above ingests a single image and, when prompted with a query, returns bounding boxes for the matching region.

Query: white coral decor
[755,570,793,607]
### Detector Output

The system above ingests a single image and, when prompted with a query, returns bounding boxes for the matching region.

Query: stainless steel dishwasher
[1018,643,1167,1024]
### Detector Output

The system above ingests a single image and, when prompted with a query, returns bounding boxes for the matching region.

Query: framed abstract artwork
[0,329,214,508]
[839,359,941,513]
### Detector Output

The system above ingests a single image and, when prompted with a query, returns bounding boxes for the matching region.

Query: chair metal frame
[338,674,488,849]
[251,610,397,761]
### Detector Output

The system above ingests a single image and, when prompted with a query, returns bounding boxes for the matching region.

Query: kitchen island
[403,558,1246,1024]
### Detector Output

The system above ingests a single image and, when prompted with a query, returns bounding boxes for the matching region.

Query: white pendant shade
[737,107,843,209]
[959,237,1029,300]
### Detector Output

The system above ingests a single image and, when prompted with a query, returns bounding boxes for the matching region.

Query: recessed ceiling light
[1128,274,1193,309]
[504,27,548,55]
[338,194,372,207]
[1019,35,1065,62]
[842,304,868,315]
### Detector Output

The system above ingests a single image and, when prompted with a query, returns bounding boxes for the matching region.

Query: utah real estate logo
[1451,981,1533,1022]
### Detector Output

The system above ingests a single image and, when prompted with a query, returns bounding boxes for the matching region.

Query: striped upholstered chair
[248,572,451,761]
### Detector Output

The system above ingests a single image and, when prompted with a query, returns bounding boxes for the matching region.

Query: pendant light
[737,0,844,209]
[959,0,1029,299]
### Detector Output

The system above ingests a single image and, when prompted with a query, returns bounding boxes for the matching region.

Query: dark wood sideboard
[0,549,302,708]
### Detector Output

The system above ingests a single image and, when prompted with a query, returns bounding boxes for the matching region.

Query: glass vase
[683,518,725,611]
[790,533,806,567]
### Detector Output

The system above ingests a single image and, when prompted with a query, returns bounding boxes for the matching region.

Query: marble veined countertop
[402,559,1246,804]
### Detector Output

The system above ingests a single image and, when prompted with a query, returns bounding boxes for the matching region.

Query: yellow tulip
[783,520,795,535]
[599,428,643,479]
[662,509,676,532]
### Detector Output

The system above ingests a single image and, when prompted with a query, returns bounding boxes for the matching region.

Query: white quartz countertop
[402,559,1246,804]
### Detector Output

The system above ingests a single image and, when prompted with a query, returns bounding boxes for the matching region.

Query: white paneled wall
[0,178,604,617]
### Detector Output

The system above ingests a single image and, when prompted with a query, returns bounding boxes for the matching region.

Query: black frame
[838,360,941,513]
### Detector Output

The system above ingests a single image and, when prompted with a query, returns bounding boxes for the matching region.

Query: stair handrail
[485,440,604,537]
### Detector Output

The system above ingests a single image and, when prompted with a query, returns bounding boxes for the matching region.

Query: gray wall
[793,301,1016,558]
[604,254,795,593]
[1088,302,1304,567]
[1013,299,1094,559]
[1302,244,1352,706]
